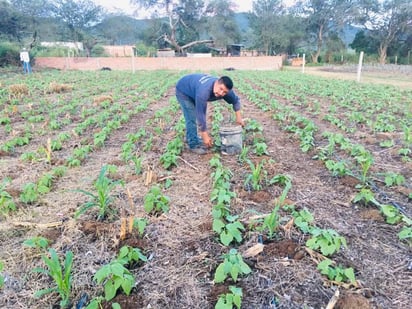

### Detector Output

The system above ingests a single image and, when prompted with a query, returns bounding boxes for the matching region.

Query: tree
[0,1,27,41]
[359,0,412,64]
[204,0,241,49]
[50,0,104,47]
[292,0,357,63]
[350,30,379,54]
[130,0,212,54]
[250,0,285,55]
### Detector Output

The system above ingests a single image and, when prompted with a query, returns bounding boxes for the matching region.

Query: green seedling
[33,249,73,308]
[352,188,379,206]
[214,249,251,283]
[93,260,134,302]
[383,172,405,187]
[213,216,245,246]
[117,245,148,267]
[20,182,38,204]
[262,180,291,238]
[0,178,16,215]
[317,259,356,284]
[23,236,50,250]
[244,159,266,191]
[143,185,170,215]
[253,141,268,156]
[0,261,4,288]
[75,165,124,220]
[306,228,347,256]
[132,218,148,237]
[215,286,243,309]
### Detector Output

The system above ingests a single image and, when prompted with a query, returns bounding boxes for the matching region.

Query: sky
[95,0,256,18]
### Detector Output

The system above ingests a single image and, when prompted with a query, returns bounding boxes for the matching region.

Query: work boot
[189,145,208,155]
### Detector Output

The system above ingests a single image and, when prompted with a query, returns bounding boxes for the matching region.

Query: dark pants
[176,90,201,149]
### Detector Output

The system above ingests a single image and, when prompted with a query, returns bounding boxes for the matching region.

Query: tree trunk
[312,24,324,63]
[378,42,388,64]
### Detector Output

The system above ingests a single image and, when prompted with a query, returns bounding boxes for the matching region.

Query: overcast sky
[95,0,256,18]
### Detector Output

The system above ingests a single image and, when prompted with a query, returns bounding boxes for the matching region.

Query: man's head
[213,76,233,98]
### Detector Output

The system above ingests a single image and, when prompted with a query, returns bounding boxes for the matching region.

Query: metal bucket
[219,125,243,155]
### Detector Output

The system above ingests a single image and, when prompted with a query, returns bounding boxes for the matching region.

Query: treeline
[0,0,411,66]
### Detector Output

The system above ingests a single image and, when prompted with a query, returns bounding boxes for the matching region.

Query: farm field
[0,69,411,309]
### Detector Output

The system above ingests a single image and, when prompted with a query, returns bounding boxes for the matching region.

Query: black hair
[218,76,233,90]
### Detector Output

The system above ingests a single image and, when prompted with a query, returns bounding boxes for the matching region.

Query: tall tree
[0,1,27,41]
[10,0,53,47]
[204,0,241,49]
[250,0,285,55]
[292,0,357,63]
[50,0,103,46]
[359,0,412,64]
[130,0,212,53]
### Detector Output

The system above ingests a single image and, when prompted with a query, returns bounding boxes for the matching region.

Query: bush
[0,42,20,67]
[91,44,107,57]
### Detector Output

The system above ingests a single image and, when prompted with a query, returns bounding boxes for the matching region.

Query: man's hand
[235,110,245,127]
[200,131,213,148]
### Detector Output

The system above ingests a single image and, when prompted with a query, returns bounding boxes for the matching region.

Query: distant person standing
[20,48,32,74]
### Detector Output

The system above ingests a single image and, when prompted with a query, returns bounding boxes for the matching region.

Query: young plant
[214,249,251,283]
[215,286,243,309]
[23,236,50,250]
[20,182,38,204]
[260,180,291,239]
[92,259,135,302]
[213,215,245,246]
[244,159,266,191]
[75,165,124,220]
[0,261,4,288]
[132,218,148,237]
[0,177,16,215]
[306,228,347,256]
[317,258,356,284]
[143,185,170,215]
[33,249,73,308]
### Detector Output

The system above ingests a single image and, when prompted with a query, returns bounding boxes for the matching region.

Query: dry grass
[93,95,113,106]
[47,82,73,94]
[8,84,29,99]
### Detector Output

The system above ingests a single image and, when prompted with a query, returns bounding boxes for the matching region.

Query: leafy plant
[253,141,268,156]
[75,165,124,220]
[213,216,245,246]
[132,218,148,237]
[260,181,291,239]
[383,172,405,187]
[244,159,266,191]
[380,204,402,224]
[20,182,38,204]
[352,188,379,206]
[214,249,251,283]
[325,159,348,177]
[306,228,347,256]
[215,286,243,309]
[143,185,170,214]
[33,249,73,308]
[317,258,356,284]
[117,245,148,267]
[0,261,4,289]
[93,259,135,302]
[0,177,16,215]
[23,236,49,250]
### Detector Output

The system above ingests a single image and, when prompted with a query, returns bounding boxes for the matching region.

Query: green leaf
[220,230,233,246]
[212,218,225,233]
[214,263,226,283]
[344,268,356,284]
[104,280,117,301]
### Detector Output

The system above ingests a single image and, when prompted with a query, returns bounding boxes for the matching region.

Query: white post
[302,53,306,74]
[357,51,364,83]
[132,49,135,73]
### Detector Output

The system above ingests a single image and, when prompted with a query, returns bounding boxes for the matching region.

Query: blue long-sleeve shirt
[176,74,241,132]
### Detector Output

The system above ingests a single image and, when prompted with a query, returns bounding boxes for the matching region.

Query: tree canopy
[1,0,411,63]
